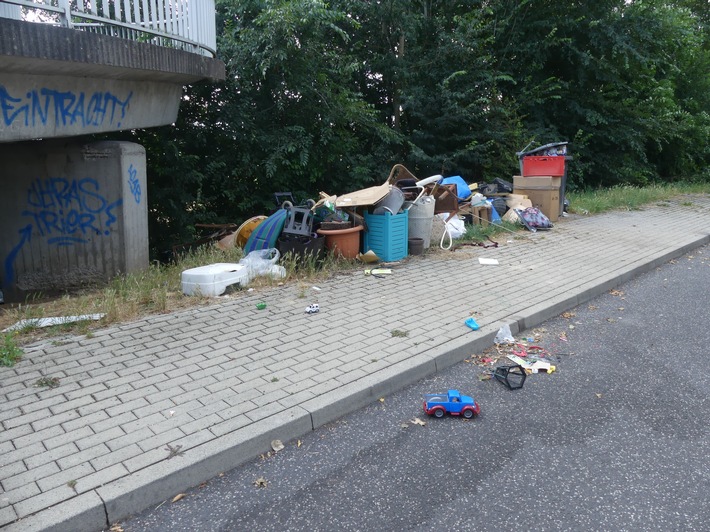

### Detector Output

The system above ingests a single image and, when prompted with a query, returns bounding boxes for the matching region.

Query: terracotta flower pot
[316,225,363,259]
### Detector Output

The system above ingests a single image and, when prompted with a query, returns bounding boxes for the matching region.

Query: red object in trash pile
[522,156,565,177]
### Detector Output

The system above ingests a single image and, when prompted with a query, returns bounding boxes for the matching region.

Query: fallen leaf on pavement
[561,311,576,319]
[410,417,427,426]
[595,393,603,399]
[610,289,624,296]
[271,439,284,452]
[297,440,302,448]
[588,305,598,310]
[109,524,124,532]
[379,397,385,403]
[478,373,492,381]
[559,332,568,342]
[254,477,268,488]
[171,493,186,503]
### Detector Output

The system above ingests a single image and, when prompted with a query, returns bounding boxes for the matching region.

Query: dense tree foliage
[121,0,709,254]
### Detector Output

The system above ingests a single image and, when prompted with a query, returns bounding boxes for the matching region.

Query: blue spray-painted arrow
[4,225,32,285]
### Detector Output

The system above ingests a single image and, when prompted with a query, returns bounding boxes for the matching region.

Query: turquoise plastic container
[363,211,409,261]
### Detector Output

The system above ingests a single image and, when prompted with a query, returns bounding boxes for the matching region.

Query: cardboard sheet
[335,183,390,208]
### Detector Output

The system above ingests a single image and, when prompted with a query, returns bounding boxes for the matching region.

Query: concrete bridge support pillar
[0,140,148,302]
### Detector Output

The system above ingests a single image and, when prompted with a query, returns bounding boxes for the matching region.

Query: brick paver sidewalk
[1,195,709,531]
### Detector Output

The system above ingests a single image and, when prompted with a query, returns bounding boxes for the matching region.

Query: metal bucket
[373,186,405,215]
[404,195,435,248]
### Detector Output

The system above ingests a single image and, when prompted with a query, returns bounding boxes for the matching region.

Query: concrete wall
[0,140,148,301]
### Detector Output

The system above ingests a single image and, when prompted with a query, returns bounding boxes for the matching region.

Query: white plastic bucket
[404,196,436,248]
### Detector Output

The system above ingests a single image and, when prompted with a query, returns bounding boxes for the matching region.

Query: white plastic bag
[239,248,284,281]
[436,213,466,250]
[436,213,465,239]
[494,324,515,344]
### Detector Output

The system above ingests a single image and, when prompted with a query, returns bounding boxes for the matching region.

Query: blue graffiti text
[22,177,123,243]
[0,85,133,129]
[128,164,141,204]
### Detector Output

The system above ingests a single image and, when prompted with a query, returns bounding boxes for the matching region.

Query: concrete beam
[0,72,182,141]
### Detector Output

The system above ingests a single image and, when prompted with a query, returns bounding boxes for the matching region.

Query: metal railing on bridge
[0,0,216,57]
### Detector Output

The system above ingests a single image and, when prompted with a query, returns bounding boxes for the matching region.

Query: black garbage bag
[493,177,513,194]
[491,197,508,217]
[478,182,497,196]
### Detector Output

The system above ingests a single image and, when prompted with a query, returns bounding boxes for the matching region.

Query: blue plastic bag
[487,201,502,224]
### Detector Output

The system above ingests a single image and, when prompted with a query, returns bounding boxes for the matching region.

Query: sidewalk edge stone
[2,492,106,532]
[98,406,311,526]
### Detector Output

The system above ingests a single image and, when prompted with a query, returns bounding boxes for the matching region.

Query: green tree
[119,0,710,254]
[491,0,710,187]
[133,0,399,254]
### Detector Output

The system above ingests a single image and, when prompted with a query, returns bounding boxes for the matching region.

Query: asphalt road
[121,245,710,532]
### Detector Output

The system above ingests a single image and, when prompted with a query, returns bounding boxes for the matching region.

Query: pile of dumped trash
[179,149,571,296]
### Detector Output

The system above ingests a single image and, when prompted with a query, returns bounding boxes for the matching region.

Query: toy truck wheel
[433,408,445,418]
[462,409,474,419]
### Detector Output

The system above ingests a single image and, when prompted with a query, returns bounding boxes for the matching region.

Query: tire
[434,408,445,418]
[462,409,474,419]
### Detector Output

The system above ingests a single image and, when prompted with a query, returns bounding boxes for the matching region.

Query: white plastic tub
[181,263,248,296]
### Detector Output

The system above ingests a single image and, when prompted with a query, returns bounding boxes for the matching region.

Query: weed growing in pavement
[0,333,23,367]
[391,330,409,338]
[296,282,308,298]
[34,376,61,388]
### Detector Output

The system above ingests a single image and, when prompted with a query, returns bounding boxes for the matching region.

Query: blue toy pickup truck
[423,389,480,419]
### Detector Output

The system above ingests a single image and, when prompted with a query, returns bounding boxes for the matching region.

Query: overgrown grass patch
[0,243,364,343]
[461,220,519,242]
[567,182,710,215]
[1,333,23,367]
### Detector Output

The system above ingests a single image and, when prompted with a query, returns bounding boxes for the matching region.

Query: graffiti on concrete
[0,85,133,130]
[128,164,141,204]
[4,177,123,284]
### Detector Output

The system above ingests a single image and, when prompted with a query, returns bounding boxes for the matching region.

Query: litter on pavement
[3,313,106,332]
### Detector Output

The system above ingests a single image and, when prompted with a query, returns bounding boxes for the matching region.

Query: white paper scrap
[479,258,499,265]
[3,314,106,332]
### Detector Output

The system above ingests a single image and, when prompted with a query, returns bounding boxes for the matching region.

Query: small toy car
[423,389,480,419]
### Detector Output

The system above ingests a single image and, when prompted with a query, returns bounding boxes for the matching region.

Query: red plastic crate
[522,156,565,177]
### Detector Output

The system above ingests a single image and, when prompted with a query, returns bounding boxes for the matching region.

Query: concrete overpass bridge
[0,0,225,302]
